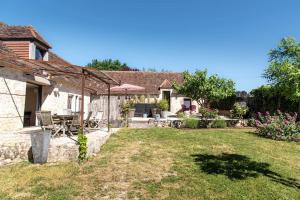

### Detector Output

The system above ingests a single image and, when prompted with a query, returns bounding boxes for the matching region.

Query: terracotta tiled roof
[48,51,72,66]
[0,41,118,92]
[159,79,173,89]
[96,71,184,94]
[0,23,51,48]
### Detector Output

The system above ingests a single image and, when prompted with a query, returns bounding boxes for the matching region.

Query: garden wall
[0,128,118,166]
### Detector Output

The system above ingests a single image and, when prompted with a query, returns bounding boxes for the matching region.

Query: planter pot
[161,110,168,118]
[30,130,51,164]
[151,108,158,117]
[155,114,160,121]
[128,108,135,118]
[143,113,148,118]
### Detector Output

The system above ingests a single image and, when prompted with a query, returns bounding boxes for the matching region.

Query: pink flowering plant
[255,110,300,141]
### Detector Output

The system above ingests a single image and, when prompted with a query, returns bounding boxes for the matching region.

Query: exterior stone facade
[0,68,91,132]
[0,68,27,131]
[0,128,118,166]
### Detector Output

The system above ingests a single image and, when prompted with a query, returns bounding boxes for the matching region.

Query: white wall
[0,68,92,132]
[28,42,36,59]
[41,82,90,118]
[158,89,199,114]
[0,68,27,132]
[170,96,199,114]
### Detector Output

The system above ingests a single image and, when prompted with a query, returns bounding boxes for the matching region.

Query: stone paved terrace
[0,127,119,166]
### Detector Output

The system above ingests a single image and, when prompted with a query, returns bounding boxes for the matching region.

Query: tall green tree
[263,37,300,109]
[174,70,235,107]
[87,59,138,71]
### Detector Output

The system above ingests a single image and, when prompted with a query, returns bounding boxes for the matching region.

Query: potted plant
[158,99,169,118]
[139,95,145,103]
[120,102,130,127]
[30,130,51,164]
[128,99,136,118]
[151,97,158,117]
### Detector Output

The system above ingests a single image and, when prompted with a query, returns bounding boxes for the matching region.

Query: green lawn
[0,128,299,200]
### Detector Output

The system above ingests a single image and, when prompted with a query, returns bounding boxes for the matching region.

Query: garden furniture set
[36,110,106,137]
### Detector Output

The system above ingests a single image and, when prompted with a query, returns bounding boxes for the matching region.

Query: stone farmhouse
[0,22,198,133]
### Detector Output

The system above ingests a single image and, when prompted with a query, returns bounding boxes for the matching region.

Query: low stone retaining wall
[0,128,118,166]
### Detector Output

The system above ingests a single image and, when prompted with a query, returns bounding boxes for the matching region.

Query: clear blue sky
[1,0,300,91]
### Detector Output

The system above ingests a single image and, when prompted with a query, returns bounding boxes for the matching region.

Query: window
[35,48,45,60]
[183,98,191,110]
[67,95,73,109]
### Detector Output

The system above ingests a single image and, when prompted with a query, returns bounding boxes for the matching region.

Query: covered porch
[0,56,120,135]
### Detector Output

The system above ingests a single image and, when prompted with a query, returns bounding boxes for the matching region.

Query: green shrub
[177,112,185,118]
[211,119,227,128]
[247,118,256,127]
[78,129,87,162]
[199,107,218,119]
[198,120,211,128]
[139,95,145,103]
[231,103,248,119]
[158,99,169,111]
[184,118,199,129]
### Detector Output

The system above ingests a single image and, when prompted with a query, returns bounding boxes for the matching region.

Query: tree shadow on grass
[191,153,299,189]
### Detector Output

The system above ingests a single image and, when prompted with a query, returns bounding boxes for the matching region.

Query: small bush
[211,119,227,128]
[78,129,87,162]
[255,110,300,141]
[231,103,248,119]
[158,99,169,111]
[199,107,218,119]
[177,112,185,118]
[247,118,256,127]
[139,95,145,103]
[184,118,199,129]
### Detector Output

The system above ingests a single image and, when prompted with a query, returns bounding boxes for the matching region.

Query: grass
[0,128,299,199]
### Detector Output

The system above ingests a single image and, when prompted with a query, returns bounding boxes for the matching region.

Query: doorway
[23,83,42,127]
[162,90,171,111]
[184,98,191,110]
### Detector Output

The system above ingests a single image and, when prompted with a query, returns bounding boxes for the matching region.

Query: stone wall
[0,128,118,166]
[0,68,27,132]
[0,67,92,133]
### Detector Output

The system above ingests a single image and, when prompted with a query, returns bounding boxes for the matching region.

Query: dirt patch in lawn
[211,144,234,153]
[75,140,175,199]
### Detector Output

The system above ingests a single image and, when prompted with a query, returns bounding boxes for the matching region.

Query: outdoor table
[52,114,76,136]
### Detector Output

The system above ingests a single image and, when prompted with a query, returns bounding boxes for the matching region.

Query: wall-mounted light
[53,87,59,96]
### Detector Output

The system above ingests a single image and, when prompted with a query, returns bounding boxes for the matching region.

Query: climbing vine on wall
[78,129,87,162]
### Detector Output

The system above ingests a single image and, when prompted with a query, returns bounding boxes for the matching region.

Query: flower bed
[255,111,300,141]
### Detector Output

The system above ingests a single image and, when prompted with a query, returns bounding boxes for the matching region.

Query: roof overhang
[23,73,51,86]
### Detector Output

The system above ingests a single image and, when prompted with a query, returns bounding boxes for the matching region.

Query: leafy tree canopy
[87,59,139,71]
[250,85,276,98]
[174,69,235,107]
[264,37,300,101]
